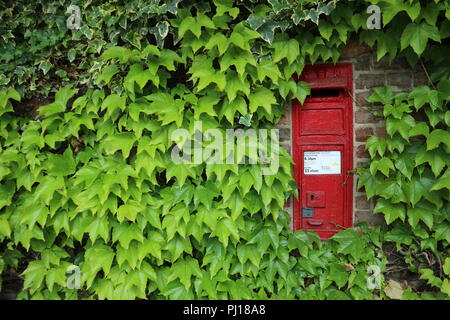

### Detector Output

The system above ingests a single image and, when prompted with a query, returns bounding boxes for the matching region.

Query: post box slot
[310,88,342,98]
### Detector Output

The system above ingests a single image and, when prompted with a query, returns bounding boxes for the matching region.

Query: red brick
[356,144,370,159]
[413,70,428,87]
[356,160,370,169]
[372,56,410,71]
[355,127,374,142]
[356,73,385,90]
[386,72,412,88]
[355,110,379,124]
[354,211,386,227]
[375,127,387,138]
[341,39,373,58]
[279,110,291,125]
[279,128,291,142]
[355,92,373,107]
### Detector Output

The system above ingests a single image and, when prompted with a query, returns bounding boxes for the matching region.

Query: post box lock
[302,208,314,218]
[306,191,326,207]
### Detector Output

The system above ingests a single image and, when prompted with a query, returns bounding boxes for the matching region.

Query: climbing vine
[0,0,449,300]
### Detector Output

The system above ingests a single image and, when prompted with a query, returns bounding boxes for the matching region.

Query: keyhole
[311,194,314,200]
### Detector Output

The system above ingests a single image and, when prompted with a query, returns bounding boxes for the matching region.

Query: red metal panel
[292,63,353,239]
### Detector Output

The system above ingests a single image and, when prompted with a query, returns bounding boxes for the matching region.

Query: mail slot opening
[310,88,342,98]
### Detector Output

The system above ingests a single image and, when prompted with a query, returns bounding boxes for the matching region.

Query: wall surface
[279,39,428,231]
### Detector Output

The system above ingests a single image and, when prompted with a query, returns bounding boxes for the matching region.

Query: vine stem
[419,57,437,90]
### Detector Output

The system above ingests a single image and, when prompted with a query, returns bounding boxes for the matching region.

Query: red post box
[292,63,353,239]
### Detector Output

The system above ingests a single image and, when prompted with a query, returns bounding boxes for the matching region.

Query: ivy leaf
[409,86,430,110]
[386,115,415,140]
[257,60,282,84]
[328,263,348,289]
[39,85,78,117]
[248,87,277,116]
[194,184,219,210]
[366,136,386,158]
[378,179,406,203]
[272,39,300,64]
[409,122,429,138]
[407,202,435,229]
[117,201,143,223]
[373,199,406,224]
[395,153,415,179]
[219,96,247,124]
[22,260,47,294]
[220,49,256,75]
[367,86,394,105]
[169,257,202,289]
[112,223,144,249]
[427,129,450,150]
[138,237,162,261]
[225,72,250,102]
[213,218,239,247]
[164,235,192,263]
[204,33,229,56]
[237,243,261,267]
[86,216,110,243]
[124,63,156,93]
[178,14,215,39]
[401,22,441,55]
[416,147,447,177]
[403,178,429,207]
[68,48,77,63]
[435,223,450,243]
[20,202,49,230]
[0,218,11,238]
[194,94,220,120]
[100,94,127,118]
[84,244,115,276]
[431,169,450,192]
[96,64,120,85]
[145,92,185,126]
[155,49,183,72]
[39,61,53,75]
[330,229,366,259]
[370,157,395,177]
[45,148,76,176]
[101,46,139,63]
[103,133,136,158]
[166,163,196,186]
[223,191,244,220]
[189,56,226,92]
[357,170,379,199]
[215,0,239,18]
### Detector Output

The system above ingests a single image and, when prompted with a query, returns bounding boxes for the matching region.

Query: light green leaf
[103,133,136,158]
[373,199,406,224]
[248,87,277,116]
[401,22,440,55]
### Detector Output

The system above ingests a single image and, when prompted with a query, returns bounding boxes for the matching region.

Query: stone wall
[278,39,428,231]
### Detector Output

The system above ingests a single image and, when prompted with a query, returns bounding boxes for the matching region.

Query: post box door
[292,63,353,239]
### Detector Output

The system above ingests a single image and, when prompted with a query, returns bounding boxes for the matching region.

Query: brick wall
[278,39,427,231]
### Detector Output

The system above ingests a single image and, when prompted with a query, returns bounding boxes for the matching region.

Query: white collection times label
[304,151,341,175]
